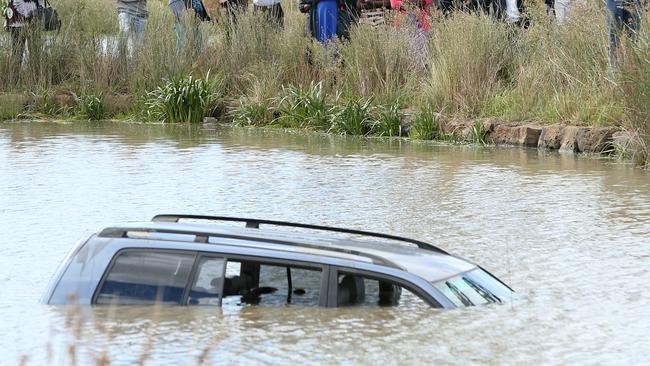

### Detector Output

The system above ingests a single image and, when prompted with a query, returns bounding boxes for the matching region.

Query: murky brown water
[1,121,649,365]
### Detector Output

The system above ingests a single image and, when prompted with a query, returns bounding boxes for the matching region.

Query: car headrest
[222,275,244,296]
[378,281,402,306]
[337,275,365,306]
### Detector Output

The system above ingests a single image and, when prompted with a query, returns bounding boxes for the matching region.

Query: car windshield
[432,269,514,307]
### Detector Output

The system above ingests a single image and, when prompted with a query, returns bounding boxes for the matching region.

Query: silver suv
[42,215,515,309]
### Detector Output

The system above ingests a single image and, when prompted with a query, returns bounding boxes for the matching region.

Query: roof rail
[97,226,401,269]
[151,214,448,254]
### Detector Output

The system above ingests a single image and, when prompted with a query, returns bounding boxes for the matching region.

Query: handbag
[34,1,61,31]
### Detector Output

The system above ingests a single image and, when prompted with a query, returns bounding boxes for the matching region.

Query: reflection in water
[1,121,649,365]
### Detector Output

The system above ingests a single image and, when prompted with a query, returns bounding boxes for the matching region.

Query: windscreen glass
[432,269,513,307]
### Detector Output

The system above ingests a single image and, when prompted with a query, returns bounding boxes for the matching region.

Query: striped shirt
[116,0,148,18]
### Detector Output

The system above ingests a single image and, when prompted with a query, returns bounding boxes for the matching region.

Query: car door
[184,253,332,308]
[327,266,441,308]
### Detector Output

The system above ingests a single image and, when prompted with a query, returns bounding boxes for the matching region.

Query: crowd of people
[2,0,648,69]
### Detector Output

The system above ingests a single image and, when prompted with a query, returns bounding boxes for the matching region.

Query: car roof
[98,218,477,283]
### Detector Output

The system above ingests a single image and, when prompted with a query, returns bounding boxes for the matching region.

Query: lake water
[1,121,649,365]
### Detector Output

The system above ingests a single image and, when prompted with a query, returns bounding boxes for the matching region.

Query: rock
[104,94,133,116]
[576,127,618,154]
[482,119,499,133]
[489,124,520,145]
[203,117,218,124]
[559,126,618,154]
[559,126,584,153]
[399,110,415,137]
[538,125,565,150]
[612,131,636,149]
[518,126,542,147]
[53,93,75,108]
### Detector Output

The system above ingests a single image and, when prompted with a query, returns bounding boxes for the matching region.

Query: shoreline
[1,91,638,158]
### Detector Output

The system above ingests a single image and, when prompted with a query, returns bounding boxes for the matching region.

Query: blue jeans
[117,12,147,44]
[173,18,202,52]
[606,0,642,67]
[169,1,202,52]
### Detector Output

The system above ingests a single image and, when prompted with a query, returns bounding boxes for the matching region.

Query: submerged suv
[42,215,515,309]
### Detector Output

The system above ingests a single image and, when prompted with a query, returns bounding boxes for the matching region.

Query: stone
[575,127,618,154]
[53,93,75,108]
[104,94,133,116]
[538,125,565,150]
[559,126,584,153]
[489,124,520,145]
[518,126,542,147]
[203,117,218,124]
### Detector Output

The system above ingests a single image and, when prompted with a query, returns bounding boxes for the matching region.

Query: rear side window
[221,260,322,308]
[95,250,195,305]
[336,272,430,309]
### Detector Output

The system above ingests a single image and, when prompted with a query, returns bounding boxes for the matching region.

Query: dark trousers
[253,3,284,28]
[9,27,27,64]
[7,27,27,84]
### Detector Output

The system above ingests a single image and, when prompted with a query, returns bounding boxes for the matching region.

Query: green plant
[373,101,402,137]
[467,120,488,145]
[275,82,331,129]
[28,89,70,116]
[409,105,442,140]
[146,72,218,123]
[0,94,26,120]
[75,92,105,120]
[329,97,375,135]
[231,97,275,127]
[620,19,650,169]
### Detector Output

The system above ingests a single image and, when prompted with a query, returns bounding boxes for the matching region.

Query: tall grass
[620,14,650,168]
[0,0,648,164]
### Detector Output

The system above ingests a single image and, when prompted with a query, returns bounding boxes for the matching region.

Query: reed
[0,0,648,165]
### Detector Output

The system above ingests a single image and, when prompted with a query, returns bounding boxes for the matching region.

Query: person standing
[169,0,209,51]
[116,0,148,51]
[253,0,284,28]
[606,0,645,68]
[3,0,46,67]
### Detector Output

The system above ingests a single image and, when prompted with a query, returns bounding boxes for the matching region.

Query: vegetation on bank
[0,0,648,166]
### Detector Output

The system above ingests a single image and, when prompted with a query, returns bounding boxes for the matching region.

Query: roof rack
[151,214,448,254]
[98,225,401,269]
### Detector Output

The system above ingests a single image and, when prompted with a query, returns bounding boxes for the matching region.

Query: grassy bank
[0,0,648,165]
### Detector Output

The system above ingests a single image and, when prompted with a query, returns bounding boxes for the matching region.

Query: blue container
[315,0,338,43]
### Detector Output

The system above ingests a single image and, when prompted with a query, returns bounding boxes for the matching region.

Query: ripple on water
[0,122,649,365]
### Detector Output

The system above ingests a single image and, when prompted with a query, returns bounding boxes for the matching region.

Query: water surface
[1,121,649,365]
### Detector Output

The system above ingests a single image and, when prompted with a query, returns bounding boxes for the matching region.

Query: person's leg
[9,27,27,63]
[132,15,148,46]
[606,0,623,68]
[193,18,202,51]
[273,3,284,29]
[622,2,642,41]
[505,0,521,23]
[553,0,570,24]
[8,27,26,84]
[117,12,134,54]
[170,3,188,52]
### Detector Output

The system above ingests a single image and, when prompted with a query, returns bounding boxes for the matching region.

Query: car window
[221,260,322,308]
[432,269,513,307]
[336,273,429,309]
[188,257,226,306]
[95,250,194,305]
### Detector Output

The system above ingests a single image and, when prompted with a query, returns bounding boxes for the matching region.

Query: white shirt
[252,0,281,7]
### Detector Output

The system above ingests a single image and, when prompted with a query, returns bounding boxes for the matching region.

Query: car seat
[337,275,365,306]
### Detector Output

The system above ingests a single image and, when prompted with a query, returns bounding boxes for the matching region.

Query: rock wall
[441,119,622,154]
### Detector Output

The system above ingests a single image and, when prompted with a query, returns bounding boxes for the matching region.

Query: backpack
[34,0,60,31]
